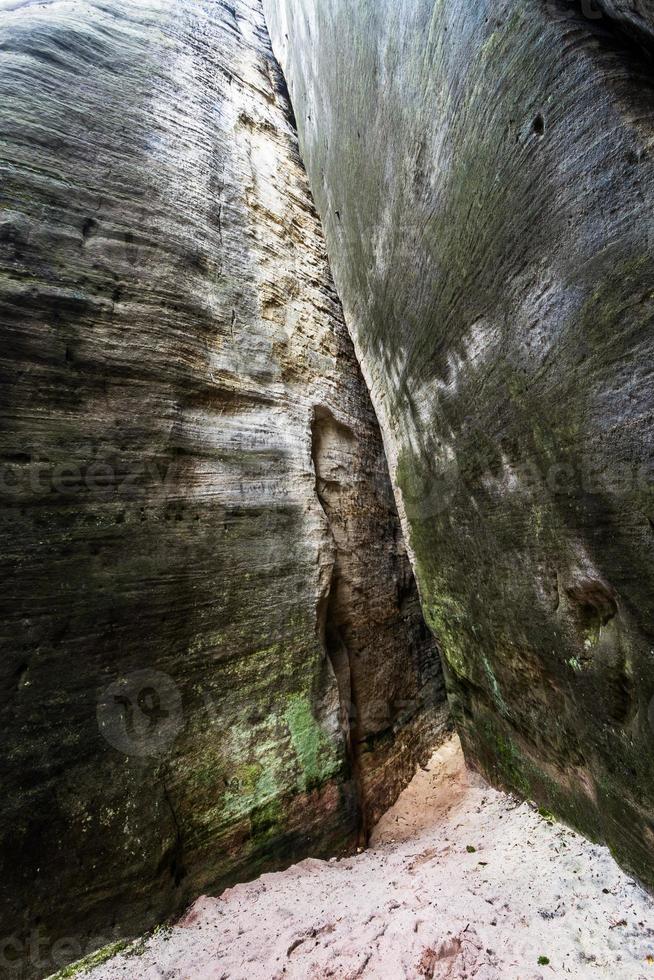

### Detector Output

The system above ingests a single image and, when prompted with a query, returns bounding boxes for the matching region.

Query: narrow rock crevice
[160,778,186,890]
[311,406,368,842]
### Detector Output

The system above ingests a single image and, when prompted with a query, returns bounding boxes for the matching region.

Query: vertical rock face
[265,0,654,888]
[0,1,447,974]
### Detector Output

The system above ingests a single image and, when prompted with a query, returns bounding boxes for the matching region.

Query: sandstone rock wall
[0,1,447,974]
[265,0,654,889]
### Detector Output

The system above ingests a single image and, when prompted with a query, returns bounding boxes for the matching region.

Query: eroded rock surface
[0,1,447,974]
[595,0,654,46]
[265,0,654,888]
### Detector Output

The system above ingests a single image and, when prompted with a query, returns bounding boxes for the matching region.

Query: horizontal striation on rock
[264,0,654,889]
[0,0,447,975]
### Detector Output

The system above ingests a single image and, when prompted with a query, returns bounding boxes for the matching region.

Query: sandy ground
[86,736,654,979]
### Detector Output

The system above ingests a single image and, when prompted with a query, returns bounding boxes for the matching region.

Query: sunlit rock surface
[0,1,447,974]
[265,0,654,889]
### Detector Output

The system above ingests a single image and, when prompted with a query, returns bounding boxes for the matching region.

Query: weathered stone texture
[0,1,446,974]
[595,0,654,46]
[265,0,654,888]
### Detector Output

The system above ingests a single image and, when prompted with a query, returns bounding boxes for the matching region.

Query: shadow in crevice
[312,406,368,843]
